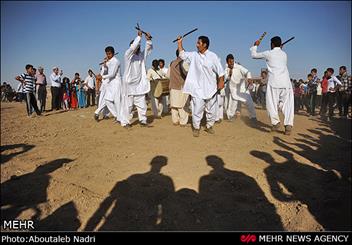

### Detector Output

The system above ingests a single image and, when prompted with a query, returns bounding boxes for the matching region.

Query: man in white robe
[250,36,294,135]
[177,35,225,137]
[225,54,257,122]
[94,46,121,122]
[121,30,152,127]
[215,71,226,123]
[159,59,169,114]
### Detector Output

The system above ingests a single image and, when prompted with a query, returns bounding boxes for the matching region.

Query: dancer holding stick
[250,34,294,135]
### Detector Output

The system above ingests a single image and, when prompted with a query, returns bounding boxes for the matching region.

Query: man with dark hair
[177,35,224,137]
[84,69,96,107]
[271,36,281,47]
[336,66,351,118]
[224,53,256,122]
[198,36,210,48]
[94,46,122,123]
[250,36,294,135]
[15,64,41,117]
[308,68,319,116]
[158,58,169,114]
[326,68,342,120]
[158,59,167,75]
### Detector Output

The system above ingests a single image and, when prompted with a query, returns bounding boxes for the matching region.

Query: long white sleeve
[51,74,61,83]
[102,59,119,82]
[179,50,193,62]
[144,40,153,58]
[250,46,268,59]
[333,76,342,86]
[240,65,252,78]
[125,36,142,60]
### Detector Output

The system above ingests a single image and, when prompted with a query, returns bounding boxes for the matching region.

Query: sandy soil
[1,100,351,231]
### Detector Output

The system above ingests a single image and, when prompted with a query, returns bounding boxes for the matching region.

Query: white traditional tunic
[179,49,224,129]
[103,57,121,101]
[225,64,252,102]
[95,56,121,118]
[224,64,256,119]
[180,50,224,100]
[327,76,342,92]
[250,46,291,88]
[124,36,152,96]
[250,45,294,126]
[121,35,152,125]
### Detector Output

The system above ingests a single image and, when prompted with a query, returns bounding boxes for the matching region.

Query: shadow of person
[1,144,35,165]
[85,155,175,231]
[310,117,351,142]
[158,188,206,231]
[273,132,351,180]
[1,158,74,222]
[198,155,284,231]
[250,150,351,231]
[36,201,81,231]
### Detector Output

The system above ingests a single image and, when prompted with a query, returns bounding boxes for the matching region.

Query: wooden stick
[282,37,295,46]
[172,28,198,43]
[257,32,267,46]
[135,23,153,39]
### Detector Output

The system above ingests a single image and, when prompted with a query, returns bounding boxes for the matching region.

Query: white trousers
[227,93,256,119]
[216,94,225,121]
[128,94,147,124]
[191,95,217,129]
[95,88,117,118]
[105,100,117,118]
[266,85,294,126]
[95,88,106,114]
[95,99,117,118]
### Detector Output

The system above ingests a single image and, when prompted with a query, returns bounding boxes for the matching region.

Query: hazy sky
[1,1,351,87]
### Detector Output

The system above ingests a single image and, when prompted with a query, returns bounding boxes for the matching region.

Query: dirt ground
[1,100,351,231]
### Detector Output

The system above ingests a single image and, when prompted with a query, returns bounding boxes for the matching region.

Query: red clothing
[63,92,70,101]
[321,77,328,93]
[70,91,78,108]
[294,87,302,97]
[70,79,78,109]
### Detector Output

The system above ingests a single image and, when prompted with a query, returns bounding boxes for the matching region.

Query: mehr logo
[241,234,257,243]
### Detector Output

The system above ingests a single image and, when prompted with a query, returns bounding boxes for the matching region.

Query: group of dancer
[15,30,296,137]
[92,30,294,136]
